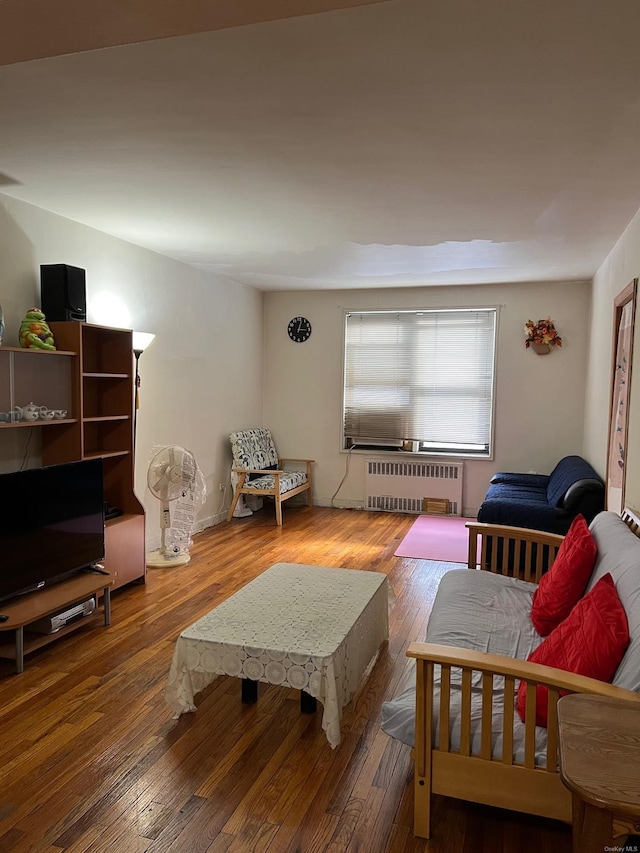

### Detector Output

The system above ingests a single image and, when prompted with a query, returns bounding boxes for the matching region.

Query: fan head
[147,446,194,501]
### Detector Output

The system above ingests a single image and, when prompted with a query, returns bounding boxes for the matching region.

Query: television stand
[0,572,114,673]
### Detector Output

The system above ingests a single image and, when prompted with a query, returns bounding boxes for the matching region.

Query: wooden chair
[226,428,314,526]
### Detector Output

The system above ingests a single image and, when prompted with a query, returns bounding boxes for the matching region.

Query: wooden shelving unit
[0,327,145,670]
[42,323,146,592]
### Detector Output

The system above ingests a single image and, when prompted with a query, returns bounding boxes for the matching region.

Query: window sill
[340,447,493,462]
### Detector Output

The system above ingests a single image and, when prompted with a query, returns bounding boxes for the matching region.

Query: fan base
[146,549,191,568]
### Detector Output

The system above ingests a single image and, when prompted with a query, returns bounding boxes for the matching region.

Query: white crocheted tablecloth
[165,562,390,747]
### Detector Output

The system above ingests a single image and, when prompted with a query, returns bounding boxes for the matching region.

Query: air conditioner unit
[344,409,409,451]
[346,436,404,449]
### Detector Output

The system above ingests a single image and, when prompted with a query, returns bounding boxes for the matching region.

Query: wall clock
[287,316,312,342]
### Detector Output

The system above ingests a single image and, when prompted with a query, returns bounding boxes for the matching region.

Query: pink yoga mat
[394,515,475,563]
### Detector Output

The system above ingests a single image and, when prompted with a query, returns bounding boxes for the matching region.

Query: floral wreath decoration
[524,318,562,349]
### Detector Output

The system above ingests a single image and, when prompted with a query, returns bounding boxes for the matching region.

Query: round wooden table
[557,694,640,853]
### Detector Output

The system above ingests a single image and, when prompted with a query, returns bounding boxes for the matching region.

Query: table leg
[103,586,111,626]
[572,794,616,853]
[300,690,317,714]
[15,626,24,674]
[242,678,258,704]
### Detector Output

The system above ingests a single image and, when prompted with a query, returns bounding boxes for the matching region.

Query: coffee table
[165,562,390,747]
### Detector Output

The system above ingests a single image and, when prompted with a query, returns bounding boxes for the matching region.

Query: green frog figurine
[19,308,56,350]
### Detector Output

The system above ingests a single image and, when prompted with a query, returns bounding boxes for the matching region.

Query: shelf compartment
[81,325,132,375]
[83,418,131,459]
[0,348,75,417]
[82,375,131,419]
[0,614,103,661]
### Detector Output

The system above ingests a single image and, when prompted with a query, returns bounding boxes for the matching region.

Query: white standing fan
[146,445,204,567]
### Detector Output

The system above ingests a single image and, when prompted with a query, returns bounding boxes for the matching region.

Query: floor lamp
[133,331,155,449]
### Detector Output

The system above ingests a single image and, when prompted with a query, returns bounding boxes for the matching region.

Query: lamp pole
[131,332,155,453]
[133,348,142,449]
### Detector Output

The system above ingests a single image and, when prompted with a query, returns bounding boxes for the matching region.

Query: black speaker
[40,264,87,322]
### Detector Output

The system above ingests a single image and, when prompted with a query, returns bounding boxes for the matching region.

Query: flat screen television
[0,458,105,604]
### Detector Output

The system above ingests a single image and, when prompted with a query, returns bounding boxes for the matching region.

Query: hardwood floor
[0,506,571,852]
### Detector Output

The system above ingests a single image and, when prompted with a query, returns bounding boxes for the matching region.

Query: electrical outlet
[219,482,226,491]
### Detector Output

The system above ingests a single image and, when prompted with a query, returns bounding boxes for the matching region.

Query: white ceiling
[2,0,640,291]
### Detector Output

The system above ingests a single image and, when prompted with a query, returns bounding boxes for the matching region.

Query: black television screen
[0,458,105,604]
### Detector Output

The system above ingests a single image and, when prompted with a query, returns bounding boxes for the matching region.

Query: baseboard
[313,497,364,510]
[194,514,220,532]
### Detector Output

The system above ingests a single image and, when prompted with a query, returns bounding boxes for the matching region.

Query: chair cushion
[530,515,597,636]
[516,573,630,727]
[230,429,278,471]
[245,471,307,494]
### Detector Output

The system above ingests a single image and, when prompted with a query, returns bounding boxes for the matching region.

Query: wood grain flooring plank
[220,713,314,834]
[324,796,365,851]
[138,794,208,853]
[290,811,340,853]
[56,825,109,853]
[385,823,411,853]
[346,786,389,852]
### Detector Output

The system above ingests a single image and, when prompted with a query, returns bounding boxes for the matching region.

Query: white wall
[0,195,264,542]
[584,207,640,510]
[264,281,591,516]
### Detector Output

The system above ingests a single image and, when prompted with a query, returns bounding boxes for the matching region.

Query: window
[343,308,497,456]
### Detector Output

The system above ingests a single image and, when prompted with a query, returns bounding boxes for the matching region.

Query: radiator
[364,458,463,515]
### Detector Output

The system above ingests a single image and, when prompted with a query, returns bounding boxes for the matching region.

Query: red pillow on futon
[530,514,597,636]
[516,573,629,727]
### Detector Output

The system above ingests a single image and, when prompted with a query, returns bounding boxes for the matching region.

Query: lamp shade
[133,331,155,353]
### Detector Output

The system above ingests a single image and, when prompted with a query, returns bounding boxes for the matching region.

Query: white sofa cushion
[587,511,640,692]
[380,569,549,763]
[425,568,540,659]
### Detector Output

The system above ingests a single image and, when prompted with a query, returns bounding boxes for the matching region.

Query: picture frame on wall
[606,278,638,513]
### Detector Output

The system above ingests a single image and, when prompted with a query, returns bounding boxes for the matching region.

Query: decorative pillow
[517,573,629,727]
[530,514,597,636]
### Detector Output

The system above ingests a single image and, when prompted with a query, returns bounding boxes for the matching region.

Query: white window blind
[343,309,496,454]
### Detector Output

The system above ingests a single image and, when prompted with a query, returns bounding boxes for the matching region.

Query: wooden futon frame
[407,509,640,839]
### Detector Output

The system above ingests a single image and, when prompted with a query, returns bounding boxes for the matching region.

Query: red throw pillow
[530,514,597,636]
[516,573,629,727]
